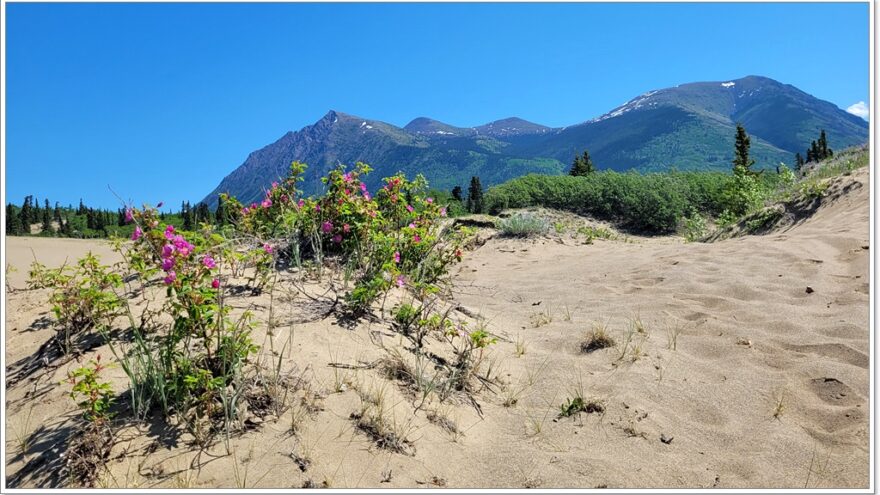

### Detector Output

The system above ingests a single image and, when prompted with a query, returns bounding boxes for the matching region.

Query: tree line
[5,197,217,238]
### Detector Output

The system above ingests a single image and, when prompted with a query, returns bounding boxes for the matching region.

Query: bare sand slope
[3,168,870,489]
[4,237,122,289]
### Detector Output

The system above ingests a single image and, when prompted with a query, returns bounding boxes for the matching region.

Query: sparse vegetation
[497,212,550,237]
[581,321,615,353]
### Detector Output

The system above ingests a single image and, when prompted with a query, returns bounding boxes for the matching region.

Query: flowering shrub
[118,204,258,432]
[220,161,468,312]
[44,253,123,353]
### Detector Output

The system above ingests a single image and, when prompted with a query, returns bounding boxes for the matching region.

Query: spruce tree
[53,202,62,225]
[466,176,484,214]
[20,196,33,233]
[569,150,596,176]
[6,204,21,235]
[569,154,584,176]
[215,196,227,226]
[795,152,804,172]
[732,124,756,175]
[451,186,463,202]
[818,130,828,159]
[182,201,194,230]
[41,199,52,233]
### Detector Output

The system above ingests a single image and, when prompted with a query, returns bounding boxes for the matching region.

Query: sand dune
[3,168,870,489]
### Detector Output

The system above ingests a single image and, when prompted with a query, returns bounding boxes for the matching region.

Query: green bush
[484,171,733,233]
[497,213,550,237]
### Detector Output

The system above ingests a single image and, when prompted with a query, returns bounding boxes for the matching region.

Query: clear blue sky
[6,2,869,209]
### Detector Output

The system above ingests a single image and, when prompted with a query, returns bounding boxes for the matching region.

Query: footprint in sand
[808,377,860,405]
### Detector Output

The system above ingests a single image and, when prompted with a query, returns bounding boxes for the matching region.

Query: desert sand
[3,168,870,489]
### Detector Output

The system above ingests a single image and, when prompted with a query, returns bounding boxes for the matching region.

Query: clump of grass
[581,321,615,353]
[426,407,461,441]
[529,307,552,328]
[772,389,786,420]
[351,382,415,455]
[11,405,36,457]
[558,395,605,418]
[497,213,550,238]
[514,335,527,357]
[665,320,686,351]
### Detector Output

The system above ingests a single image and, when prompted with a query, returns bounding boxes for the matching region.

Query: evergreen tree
[732,124,757,175]
[215,196,227,226]
[41,199,52,234]
[78,199,86,215]
[795,152,805,172]
[6,204,22,235]
[569,149,596,176]
[20,196,33,232]
[53,202,62,225]
[466,176,484,214]
[33,197,41,223]
[182,201,193,230]
[60,215,73,236]
[451,186,463,202]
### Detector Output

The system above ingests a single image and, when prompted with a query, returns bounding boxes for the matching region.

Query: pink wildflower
[162,244,174,258]
[163,271,177,285]
[125,208,133,223]
[131,226,142,241]
[161,257,174,271]
[426,197,433,204]
[321,221,333,234]
[343,172,353,182]
[211,278,220,289]
[393,251,400,263]
[263,243,274,254]
[272,181,279,189]
[363,192,372,201]
[360,183,367,193]
[413,234,422,243]
[343,223,350,233]
[164,225,175,240]
[406,204,414,213]
[332,234,342,244]
[242,207,250,215]
[202,256,216,269]
[396,275,406,288]
[262,199,272,208]
[408,223,416,229]
[440,207,447,217]
[297,199,305,208]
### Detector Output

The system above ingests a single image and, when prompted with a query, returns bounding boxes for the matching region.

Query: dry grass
[581,321,616,353]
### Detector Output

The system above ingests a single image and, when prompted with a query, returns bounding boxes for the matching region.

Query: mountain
[202,76,868,207]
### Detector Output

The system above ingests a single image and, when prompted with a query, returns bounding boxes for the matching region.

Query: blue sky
[5,2,870,209]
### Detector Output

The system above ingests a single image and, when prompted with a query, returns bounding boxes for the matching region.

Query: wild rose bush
[222,161,468,311]
[118,205,257,430]
[41,253,123,354]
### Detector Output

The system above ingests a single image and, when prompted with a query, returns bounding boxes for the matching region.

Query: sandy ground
[3,168,871,489]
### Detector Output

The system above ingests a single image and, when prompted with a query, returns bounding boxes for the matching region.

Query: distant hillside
[202,76,867,207]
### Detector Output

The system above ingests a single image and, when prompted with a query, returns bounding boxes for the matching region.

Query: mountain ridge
[202,76,867,207]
